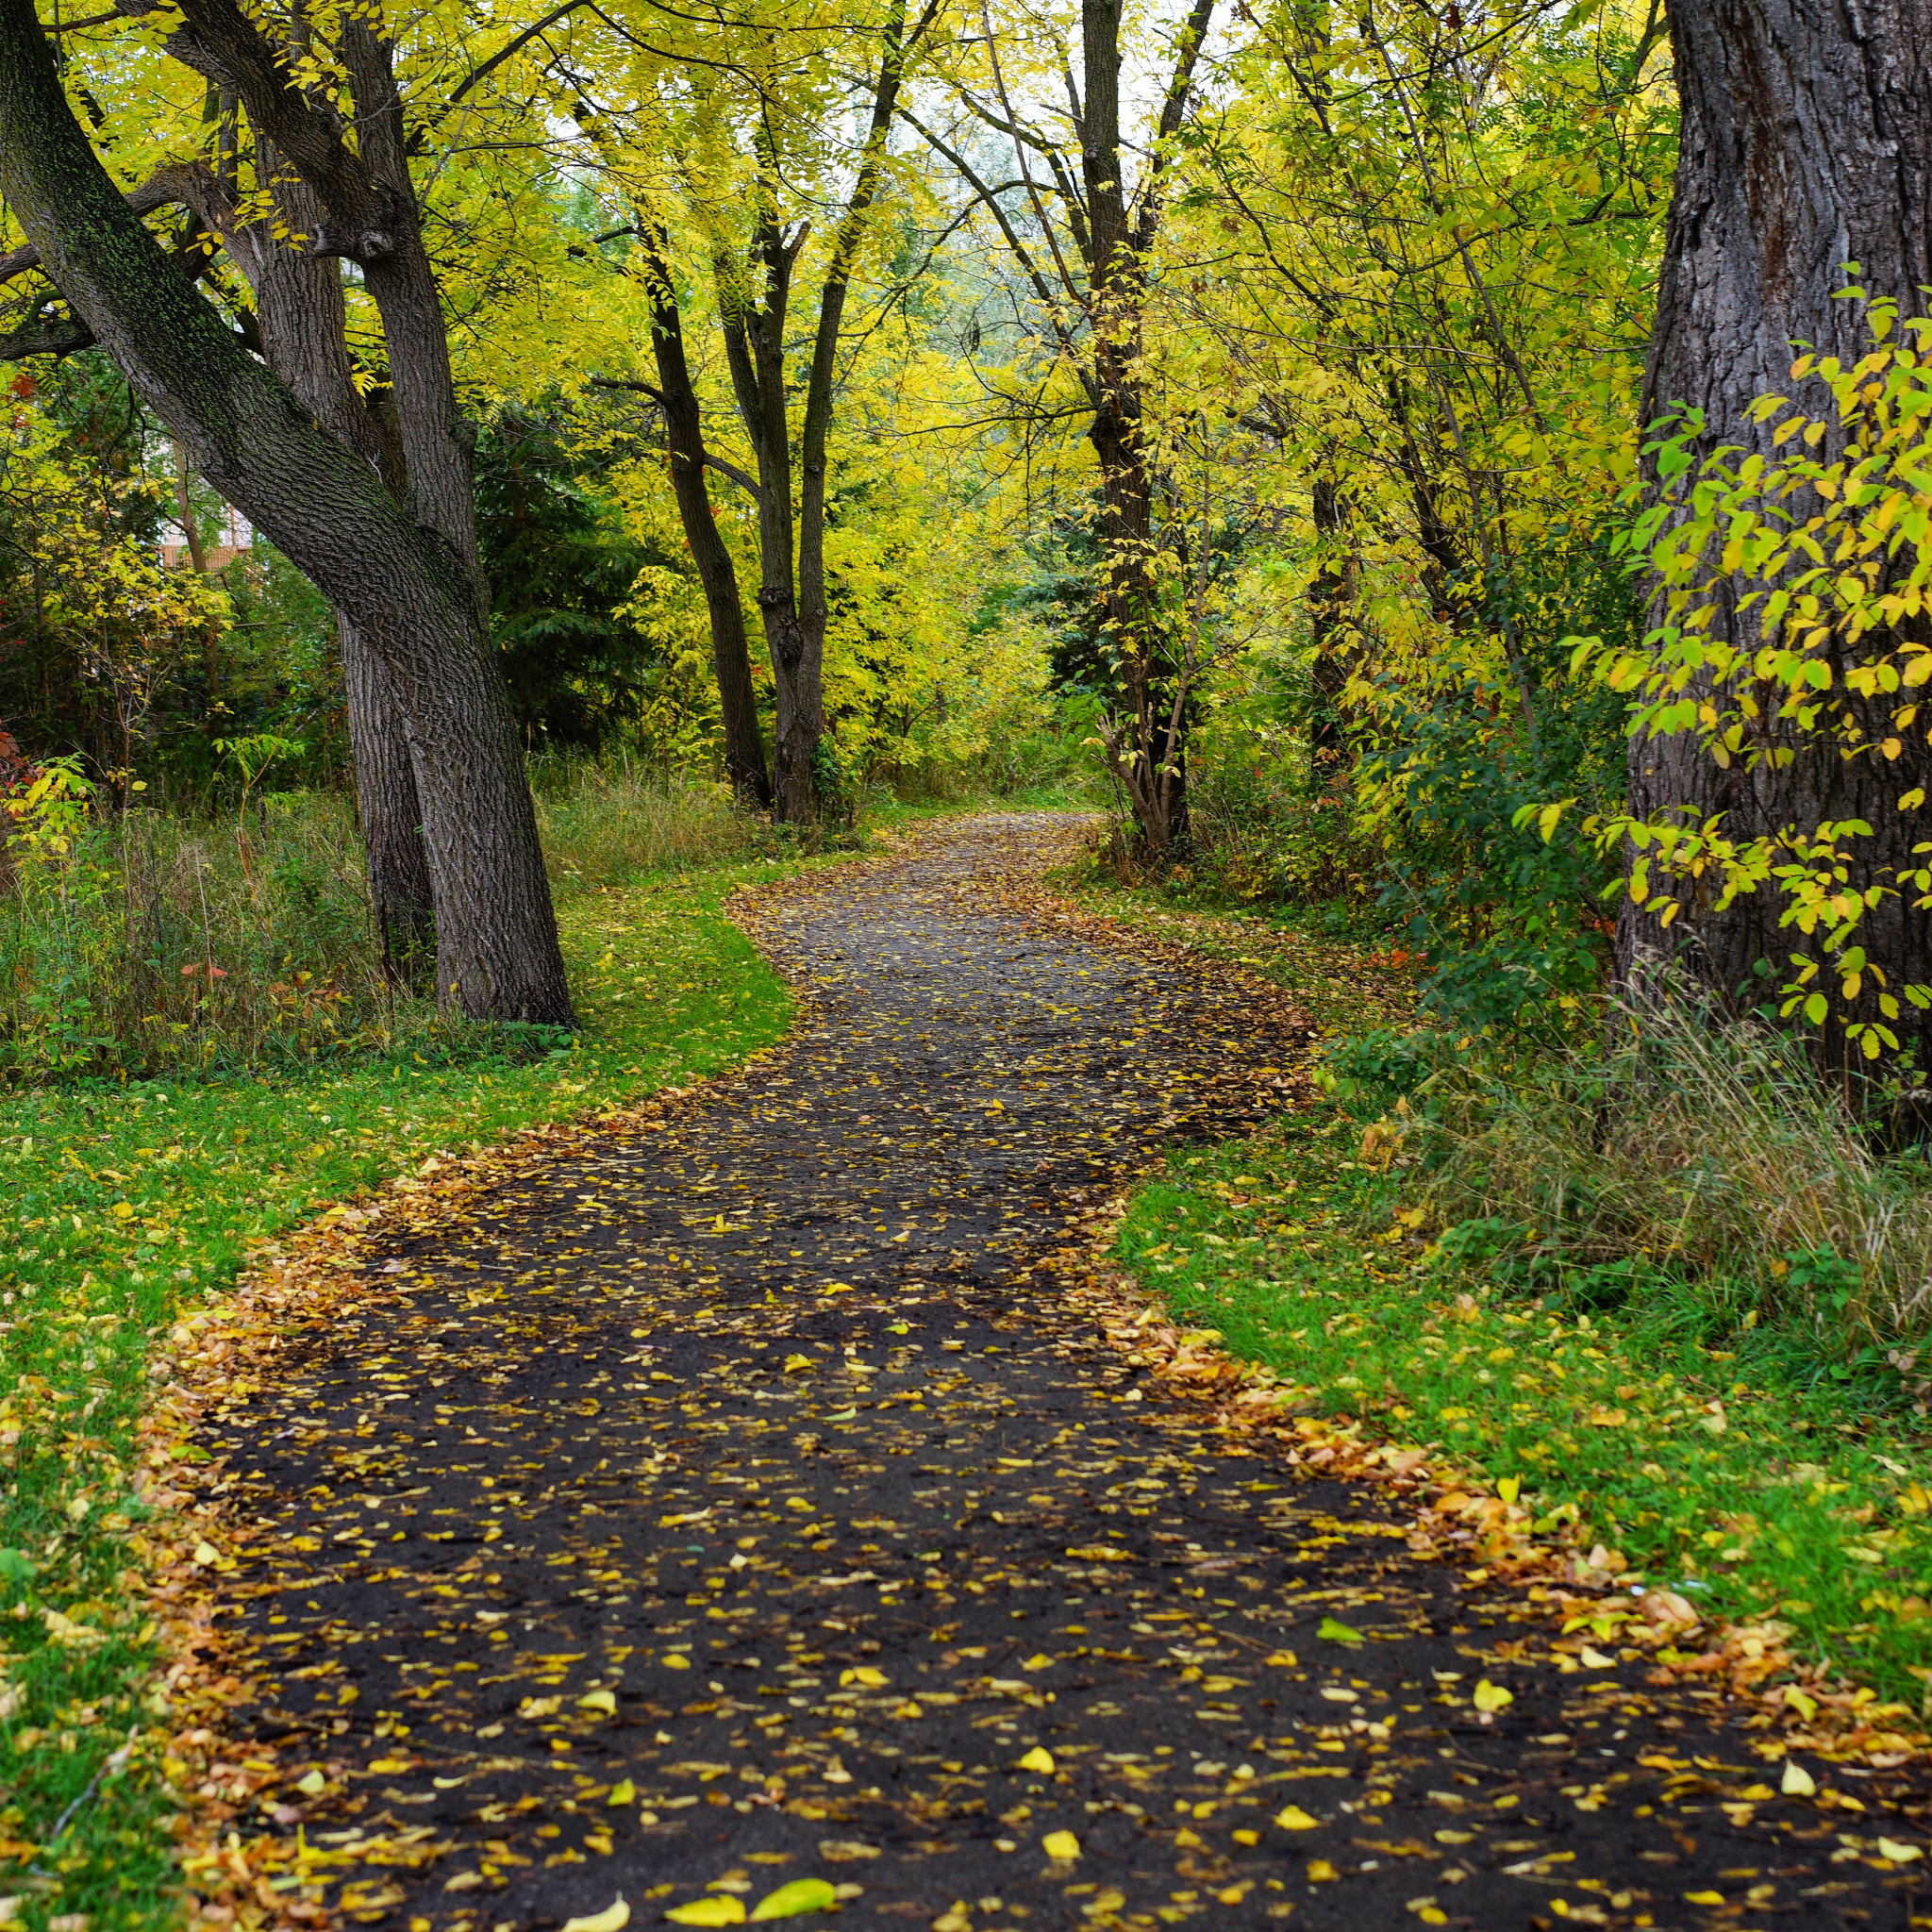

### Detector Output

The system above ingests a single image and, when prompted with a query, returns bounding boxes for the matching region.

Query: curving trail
[208,817,1924,1932]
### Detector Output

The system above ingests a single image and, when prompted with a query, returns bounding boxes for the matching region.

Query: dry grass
[534,759,772,891]
[1407,992,1932,1360]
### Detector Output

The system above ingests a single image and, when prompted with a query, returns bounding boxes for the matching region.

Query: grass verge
[1114,1088,1932,1715]
[0,858,804,1930]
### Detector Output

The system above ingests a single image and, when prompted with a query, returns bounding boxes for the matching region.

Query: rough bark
[0,0,572,1023]
[1628,0,1932,1068]
[640,228,772,809]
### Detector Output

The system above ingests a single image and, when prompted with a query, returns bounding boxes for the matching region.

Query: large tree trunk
[235,145,438,983]
[641,230,772,810]
[0,0,574,1024]
[1625,0,1932,1068]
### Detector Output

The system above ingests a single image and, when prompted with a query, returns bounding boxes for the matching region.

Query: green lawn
[0,860,802,1930]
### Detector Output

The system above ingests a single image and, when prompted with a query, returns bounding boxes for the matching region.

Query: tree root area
[205,818,1927,1930]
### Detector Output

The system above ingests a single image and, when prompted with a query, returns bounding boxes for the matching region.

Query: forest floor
[166,815,1929,1932]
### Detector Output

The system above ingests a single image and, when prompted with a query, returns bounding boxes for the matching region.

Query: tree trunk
[341,618,436,986]
[0,0,574,1024]
[1625,0,1932,1067]
[1079,0,1214,861]
[641,229,772,809]
[232,142,440,982]
[1307,475,1351,784]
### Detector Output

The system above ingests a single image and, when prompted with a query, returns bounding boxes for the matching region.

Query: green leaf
[1317,1616,1362,1645]
[749,1880,838,1922]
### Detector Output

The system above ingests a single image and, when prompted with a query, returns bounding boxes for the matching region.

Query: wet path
[208,818,1928,1931]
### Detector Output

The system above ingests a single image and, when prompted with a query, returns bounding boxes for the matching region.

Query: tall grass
[1382,992,1932,1373]
[0,763,778,1083]
[0,794,389,1080]
[532,758,774,889]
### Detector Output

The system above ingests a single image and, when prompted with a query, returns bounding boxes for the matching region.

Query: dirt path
[207,817,1925,1932]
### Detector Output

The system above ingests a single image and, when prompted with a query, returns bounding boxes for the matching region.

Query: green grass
[0,858,805,1930]
[1116,1103,1932,1713]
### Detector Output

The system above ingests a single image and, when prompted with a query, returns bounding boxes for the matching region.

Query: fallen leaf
[563,1901,632,1932]
[1021,1653,1053,1671]
[1879,1839,1923,1864]
[748,1880,837,1922]
[1472,1680,1512,1713]
[1041,1830,1080,1861]
[664,1902,743,1927]
[783,1355,814,1374]
[294,1770,325,1797]
[1018,1747,1056,1773]
[578,1689,618,1716]
[192,1541,219,1567]
[1496,1475,1520,1505]
[1274,1807,1320,1830]
[1780,1761,1816,1798]
[1307,1860,1339,1882]
[838,1667,887,1689]
[1578,1646,1614,1669]
[1684,1892,1724,1907]
[1265,1650,1297,1667]
[609,1779,637,1806]
[1317,1616,1361,1646]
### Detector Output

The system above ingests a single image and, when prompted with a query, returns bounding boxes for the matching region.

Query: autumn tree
[910,0,1214,856]
[0,0,572,1020]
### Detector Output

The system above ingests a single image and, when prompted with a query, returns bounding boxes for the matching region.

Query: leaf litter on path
[157,816,1928,1930]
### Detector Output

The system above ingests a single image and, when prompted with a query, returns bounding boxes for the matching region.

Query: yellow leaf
[564,1902,633,1932]
[1041,1830,1080,1861]
[783,1355,814,1374]
[839,1666,887,1688]
[1307,1860,1339,1882]
[1780,1761,1816,1797]
[1579,1647,1615,1669]
[608,1778,637,1805]
[662,1654,691,1670]
[578,1690,618,1716]
[1879,1838,1923,1864]
[1021,1653,1053,1671]
[1017,1747,1056,1773]
[1497,1476,1520,1506]
[110,1201,134,1220]
[664,1901,742,1927]
[295,1769,325,1796]
[1265,1651,1297,1667]
[1684,1892,1725,1907]
[1783,1685,1818,1721]
[748,1880,838,1921]
[1472,1680,1513,1713]
[192,1541,219,1567]
[1274,1807,1320,1830]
